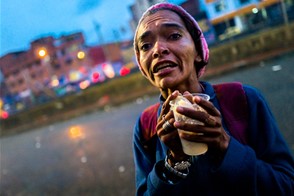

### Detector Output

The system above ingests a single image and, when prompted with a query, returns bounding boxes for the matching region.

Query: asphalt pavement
[0,52,293,196]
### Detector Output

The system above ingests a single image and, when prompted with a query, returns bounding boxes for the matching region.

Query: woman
[132,3,294,196]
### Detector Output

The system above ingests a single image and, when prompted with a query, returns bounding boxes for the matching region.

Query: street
[0,52,293,196]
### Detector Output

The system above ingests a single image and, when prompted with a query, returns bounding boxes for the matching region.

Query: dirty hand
[173,93,230,160]
[156,91,189,161]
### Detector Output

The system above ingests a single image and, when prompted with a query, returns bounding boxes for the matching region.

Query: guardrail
[205,23,294,76]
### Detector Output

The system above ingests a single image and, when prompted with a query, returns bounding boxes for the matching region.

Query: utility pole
[93,21,104,45]
[280,0,289,26]
[93,21,108,62]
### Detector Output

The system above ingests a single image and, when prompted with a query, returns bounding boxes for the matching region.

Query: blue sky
[0,0,135,56]
[0,0,188,57]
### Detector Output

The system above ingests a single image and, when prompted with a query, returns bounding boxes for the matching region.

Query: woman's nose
[153,41,169,58]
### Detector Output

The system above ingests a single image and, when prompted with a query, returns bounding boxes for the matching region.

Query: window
[65,58,73,65]
[8,82,15,88]
[54,39,62,47]
[39,69,44,76]
[215,0,227,13]
[13,70,19,76]
[26,64,33,69]
[31,73,36,79]
[53,64,61,70]
[61,49,66,56]
[35,60,41,65]
[239,0,249,4]
[18,78,24,84]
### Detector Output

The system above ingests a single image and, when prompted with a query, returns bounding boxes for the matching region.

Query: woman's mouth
[154,62,177,73]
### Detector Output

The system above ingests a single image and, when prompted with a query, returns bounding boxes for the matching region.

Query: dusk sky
[0,0,188,57]
[1,0,135,56]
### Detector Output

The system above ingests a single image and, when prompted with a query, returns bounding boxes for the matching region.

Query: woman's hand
[173,94,230,160]
[156,91,189,161]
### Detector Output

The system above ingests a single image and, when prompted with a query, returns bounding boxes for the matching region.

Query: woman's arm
[215,86,294,195]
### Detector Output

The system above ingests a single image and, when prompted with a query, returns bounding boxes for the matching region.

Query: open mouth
[154,62,177,73]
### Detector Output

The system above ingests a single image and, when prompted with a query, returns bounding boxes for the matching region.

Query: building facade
[0,32,127,114]
[204,0,291,41]
[129,0,164,32]
[128,0,293,42]
[0,33,89,99]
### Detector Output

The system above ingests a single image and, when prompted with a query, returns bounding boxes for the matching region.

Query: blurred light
[69,126,84,139]
[92,72,100,83]
[136,97,143,104]
[51,78,59,87]
[119,66,130,76]
[79,66,87,74]
[272,65,282,71]
[77,51,85,59]
[79,80,90,90]
[124,62,135,69]
[252,8,258,14]
[69,70,82,82]
[1,110,9,119]
[35,142,41,149]
[118,165,125,173]
[81,156,87,163]
[38,48,47,58]
[43,55,51,63]
[102,63,115,78]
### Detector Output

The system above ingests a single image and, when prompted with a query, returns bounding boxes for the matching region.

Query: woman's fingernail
[194,96,200,102]
[172,91,178,96]
[177,106,183,112]
[174,121,180,127]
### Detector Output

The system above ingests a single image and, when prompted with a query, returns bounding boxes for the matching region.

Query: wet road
[1,52,293,196]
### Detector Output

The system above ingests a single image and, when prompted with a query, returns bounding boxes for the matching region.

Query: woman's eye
[140,43,151,51]
[169,33,181,40]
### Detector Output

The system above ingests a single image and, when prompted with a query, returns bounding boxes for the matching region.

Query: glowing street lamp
[252,8,258,14]
[77,51,85,59]
[37,48,47,58]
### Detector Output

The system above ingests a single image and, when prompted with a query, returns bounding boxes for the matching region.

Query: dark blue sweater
[133,82,294,196]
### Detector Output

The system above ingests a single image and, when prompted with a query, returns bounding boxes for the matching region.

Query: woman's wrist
[164,150,192,180]
[156,150,192,184]
[168,150,190,166]
[157,160,182,184]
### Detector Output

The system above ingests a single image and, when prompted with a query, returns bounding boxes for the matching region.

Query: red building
[0,32,94,107]
[0,31,129,114]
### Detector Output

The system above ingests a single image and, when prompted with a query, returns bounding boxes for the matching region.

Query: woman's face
[136,10,199,93]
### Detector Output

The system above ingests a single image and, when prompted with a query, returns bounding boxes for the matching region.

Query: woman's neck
[160,81,203,99]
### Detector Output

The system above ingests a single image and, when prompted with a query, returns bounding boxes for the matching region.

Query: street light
[37,47,47,58]
[77,51,85,59]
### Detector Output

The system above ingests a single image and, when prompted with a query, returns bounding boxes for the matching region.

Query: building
[129,0,163,32]
[0,32,98,113]
[129,0,293,43]
[0,32,90,98]
[0,30,131,114]
[204,0,293,41]
[128,0,215,42]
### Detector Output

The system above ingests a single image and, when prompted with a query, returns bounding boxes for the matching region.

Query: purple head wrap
[133,2,209,78]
